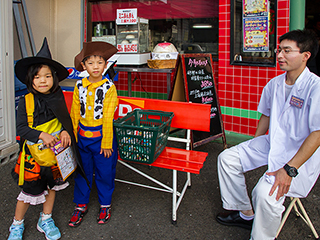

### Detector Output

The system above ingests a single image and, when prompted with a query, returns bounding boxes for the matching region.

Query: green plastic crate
[114,109,174,164]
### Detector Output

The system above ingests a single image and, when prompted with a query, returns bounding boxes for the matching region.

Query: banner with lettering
[117,43,138,53]
[116,8,138,25]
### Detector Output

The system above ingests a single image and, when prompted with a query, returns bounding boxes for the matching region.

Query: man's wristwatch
[283,164,298,177]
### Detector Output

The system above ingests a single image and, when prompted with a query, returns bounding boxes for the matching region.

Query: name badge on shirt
[290,95,304,109]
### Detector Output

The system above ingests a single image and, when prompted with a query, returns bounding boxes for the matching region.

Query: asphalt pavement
[1,140,320,240]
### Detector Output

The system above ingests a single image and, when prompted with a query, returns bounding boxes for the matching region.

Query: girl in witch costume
[8,38,87,240]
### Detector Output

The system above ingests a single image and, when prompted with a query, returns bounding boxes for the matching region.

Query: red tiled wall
[218,0,290,136]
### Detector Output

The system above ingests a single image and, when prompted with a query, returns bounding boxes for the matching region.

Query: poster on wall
[243,0,268,17]
[243,17,269,52]
[242,0,269,52]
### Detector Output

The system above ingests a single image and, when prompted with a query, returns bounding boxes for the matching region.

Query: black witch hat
[15,37,69,84]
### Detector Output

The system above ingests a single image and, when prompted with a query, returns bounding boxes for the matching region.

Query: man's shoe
[37,213,61,240]
[97,207,111,224]
[8,223,24,240]
[216,211,253,230]
[69,204,88,227]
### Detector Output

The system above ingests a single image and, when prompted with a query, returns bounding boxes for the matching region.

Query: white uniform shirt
[238,68,320,198]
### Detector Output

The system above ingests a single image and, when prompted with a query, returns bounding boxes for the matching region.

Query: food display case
[110,17,150,65]
[116,17,148,53]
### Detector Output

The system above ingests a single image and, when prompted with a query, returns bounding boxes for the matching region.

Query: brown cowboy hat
[15,37,69,84]
[74,41,118,71]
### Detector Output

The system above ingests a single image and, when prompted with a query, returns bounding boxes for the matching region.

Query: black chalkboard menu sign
[180,54,226,148]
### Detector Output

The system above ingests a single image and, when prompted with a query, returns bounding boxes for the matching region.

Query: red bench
[63,92,210,224]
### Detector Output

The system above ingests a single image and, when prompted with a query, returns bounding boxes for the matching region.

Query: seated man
[216,29,320,239]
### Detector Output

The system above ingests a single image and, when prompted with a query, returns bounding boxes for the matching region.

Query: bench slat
[151,157,206,174]
[151,147,208,174]
[158,147,208,164]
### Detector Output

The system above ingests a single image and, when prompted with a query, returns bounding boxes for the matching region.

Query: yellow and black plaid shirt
[70,77,118,149]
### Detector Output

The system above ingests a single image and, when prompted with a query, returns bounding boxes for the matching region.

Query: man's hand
[266,130,320,201]
[266,168,292,201]
[100,148,113,158]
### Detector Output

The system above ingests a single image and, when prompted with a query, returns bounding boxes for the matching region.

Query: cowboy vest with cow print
[76,79,114,120]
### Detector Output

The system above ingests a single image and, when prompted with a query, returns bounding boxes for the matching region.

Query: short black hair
[25,64,60,94]
[279,29,319,63]
[82,55,107,65]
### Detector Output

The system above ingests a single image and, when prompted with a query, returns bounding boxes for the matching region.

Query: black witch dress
[12,87,87,205]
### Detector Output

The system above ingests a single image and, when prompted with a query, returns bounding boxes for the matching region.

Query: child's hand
[100,148,113,158]
[39,132,58,148]
[60,130,71,148]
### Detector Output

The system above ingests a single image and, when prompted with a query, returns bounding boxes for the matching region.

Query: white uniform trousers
[217,146,286,240]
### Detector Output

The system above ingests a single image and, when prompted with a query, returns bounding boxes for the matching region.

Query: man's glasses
[275,48,300,54]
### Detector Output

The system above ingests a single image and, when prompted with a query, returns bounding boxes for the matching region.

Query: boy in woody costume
[68,42,118,227]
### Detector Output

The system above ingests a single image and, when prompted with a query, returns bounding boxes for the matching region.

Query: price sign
[116,8,138,25]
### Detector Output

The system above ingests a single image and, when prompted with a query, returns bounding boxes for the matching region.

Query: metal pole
[20,0,36,56]
[13,3,28,57]
[289,0,305,31]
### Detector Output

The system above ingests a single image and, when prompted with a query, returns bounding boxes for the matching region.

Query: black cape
[39,87,89,185]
